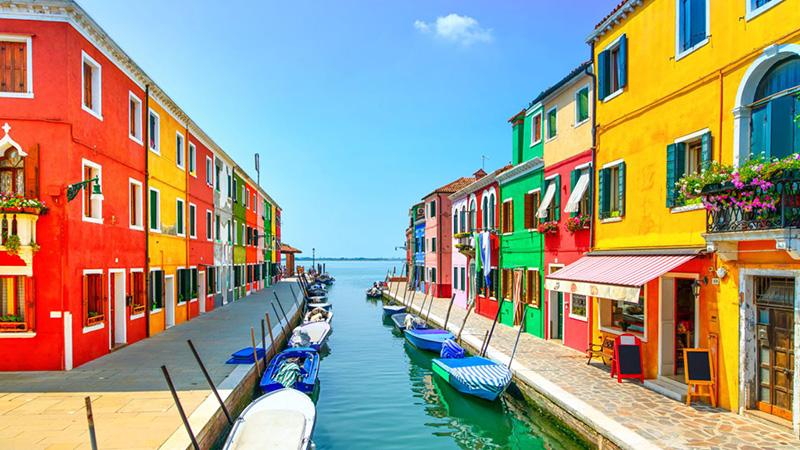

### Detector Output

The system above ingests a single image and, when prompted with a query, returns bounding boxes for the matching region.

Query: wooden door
[757,307,794,421]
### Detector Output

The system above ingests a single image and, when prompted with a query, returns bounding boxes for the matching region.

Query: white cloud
[414,13,493,46]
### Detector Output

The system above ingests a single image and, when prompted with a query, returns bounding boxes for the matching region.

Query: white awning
[536,182,556,218]
[564,172,590,213]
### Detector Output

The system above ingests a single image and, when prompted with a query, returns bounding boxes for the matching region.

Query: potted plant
[4,235,21,255]
[537,221,559,234]
[566,214,591,233]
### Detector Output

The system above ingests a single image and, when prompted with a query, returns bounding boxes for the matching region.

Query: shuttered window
[598,162,625,219]
[130,272,146,315]
[0,40,28,93]
[576,86,589,123]
[502,269,513,300]
[678,0,707,52]
[83,273,104,327]
[524,191,541,229]
[598,34,627,100]
[149,189,160,231]
[569,167,592,217]
[501,199,514,233]
[525,269,540,308]
[666,132,711,207]
[81,53,101,116]
[176,199,185,235]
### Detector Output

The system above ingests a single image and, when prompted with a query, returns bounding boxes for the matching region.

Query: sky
[77,0,618,258]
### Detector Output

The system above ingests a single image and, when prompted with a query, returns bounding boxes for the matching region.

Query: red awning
[544,254,696,302]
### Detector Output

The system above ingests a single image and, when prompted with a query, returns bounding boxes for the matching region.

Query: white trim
[82,322,104,334]
[746,0,784,21]
[176,197,186,237]
[545,106,558,142]
[175,131,185,170]
[674,0,710,61]
[148,109,161,154]
[530,111,543,147]
[0,34,33,98]
[575,162,593,170]
[64,312,73,370]
[602,88,624,103]
[0,332,36,338]
[573,83,592,128]
[130,313,144,320]
[599,34,626,103]
[568,294,589,322]
[188,142,196,176]
[128,177,144,231]
[598,284,649,342]
[601,158,625,170]
[80,51,102,120]
[188,202,197,239]
[81,158,103,224]
[600,217,623,224]
[674,127,710,144]
[670,203,705,214]
[205,156,213,186]
[128,91,143,145]
[148,187,161,232]
[544,173,559,181]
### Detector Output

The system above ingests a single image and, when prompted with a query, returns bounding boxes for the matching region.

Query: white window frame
[188,202,197,239]
[674,0,710,61]
[574,83,591,127]
[746,0,784,21]
[598,285,648,342]
[600,159,625,223]
[129,268,145,320]
[206,210,213,241]
[206,156,213,186]
[81,158,103,224]
[148,109,160,154]
[175,132,185,170]
[600,34,626,102]
[215,214,221,241]
[129,178,143,231]
[80,51,102,120]
[188,142,196,176]
[545,106,558,141]
[128,92,143,144]
[530,111,543,147]
[82,268,105,333]
[569,294,588,321]
[253,193,257,212]
[501,198,513,235]
[176,197,186,237]
[0,34,33,99]
[149,187,161,232]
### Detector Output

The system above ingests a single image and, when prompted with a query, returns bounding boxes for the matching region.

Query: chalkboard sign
[685,350,712,382]
[611,334,644,383]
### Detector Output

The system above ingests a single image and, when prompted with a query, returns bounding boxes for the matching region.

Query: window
[667,131,711,207]
[524,190,541,230]
[188,143,196,175]
[469,199,477,230]
[459,207,466,233]
[215,214,221,240]
[176,132,184,169]
[546,178,560,222]
[227,221,232,243]
[188,203,196,238]
[453,210,458,233]
[431,268,437,283]
[489,193,496,229]
[460,267,465,292]
[206,210,212,241]
[207,267,216,295]
[0,36,32,96]
[453,267,458,290]
[575,86,590,124]
[502,269,513,300]
[0,276,30,331]
[747,0,784,20]
[176,269,189,303]
[501,199,514,233]
[432,237,436,252]
[570,294,587,320]
[149,270,164,310]
[482,196,488,229]
[82,271,104,328]
[598,34,628,100]
[206,157,213,186]
[750,57,800,161]
[215,161,222,191]
[546,107,557,140]
[0,146,25,196]
[566,166,592,217]
[81,52,102,119]
[531,112,542,145]
[429,200,436,218]
[149,188,160,231]
[176,198,185,236]
[598,162,626,219]
[82,160,102,223]
[148,110,160,153]
[130,271,146,316]
[129,179,143,229]
[525,269,540,308]
[129,93,142,143]
[253,193,257,212]
[677,0,708,55]
[602,294,645,334]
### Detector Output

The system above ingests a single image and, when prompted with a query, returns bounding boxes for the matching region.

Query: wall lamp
[66,176,103,203]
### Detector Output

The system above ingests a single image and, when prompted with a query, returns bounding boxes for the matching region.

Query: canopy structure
[544,254,697,302]
[536,182,557,218]
[564,172,590,213]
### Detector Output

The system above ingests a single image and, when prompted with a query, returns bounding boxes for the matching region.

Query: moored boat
[304,307,334,324]
[223,388,316,450]
[382,304,406,317]
[289,321,332,350]
[260,347,320,395]
[389,313,429,331]
[431,340,512,401]
[404,328,455,353]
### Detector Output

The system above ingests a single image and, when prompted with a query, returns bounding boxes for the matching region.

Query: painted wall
[187,132,215,315]
[450,195,469,307]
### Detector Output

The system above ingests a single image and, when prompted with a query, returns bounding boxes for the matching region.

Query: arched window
[453,210,458,234]
[0,146,24,196]
[750,56,800,160]
[482,196,488,229]
[469,199,476,230]
[489,193,496,229]
[459,207,466,233]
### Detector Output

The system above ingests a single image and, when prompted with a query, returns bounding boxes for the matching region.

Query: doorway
[659,276,697,381]
[110,270,126,349]
[549,291,563,340]
[165,275,175,328]
[199,271,206,313]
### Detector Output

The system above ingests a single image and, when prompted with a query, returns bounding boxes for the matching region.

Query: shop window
[570,294,587,320]
[81,52,102,119]
[501,199,513,233]
[0,37,31,96]
[82,160,102,223]
[148,110,160,153]
[129,179,143,230]
[130,271,145,316]
[525,269,540,308]
[82,272,104,327]
[0,146,24,196]
[601,294,646,335]
[0,276,30,331]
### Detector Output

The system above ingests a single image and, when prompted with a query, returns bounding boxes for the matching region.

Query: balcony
[454,232,475,257]
[0,210,40,275]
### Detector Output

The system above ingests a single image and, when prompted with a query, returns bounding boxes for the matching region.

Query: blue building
[412,202,426,289]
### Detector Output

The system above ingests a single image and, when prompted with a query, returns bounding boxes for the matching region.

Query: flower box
[86,314,104,327]
[537,221,559,235]
[0,321,27,331]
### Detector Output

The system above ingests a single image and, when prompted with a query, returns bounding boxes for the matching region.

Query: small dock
[0,280,303,449]
[384,282,800,450]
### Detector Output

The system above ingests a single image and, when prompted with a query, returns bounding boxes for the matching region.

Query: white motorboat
[223,388,316,450]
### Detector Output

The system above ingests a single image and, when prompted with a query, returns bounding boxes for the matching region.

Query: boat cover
[274,362,301,388]
[437,357,512,398]
[226,347,265,364]
[440,339,465,359]
[228,410,306,450]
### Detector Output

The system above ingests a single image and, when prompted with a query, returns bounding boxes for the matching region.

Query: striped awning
[544,254,696,303]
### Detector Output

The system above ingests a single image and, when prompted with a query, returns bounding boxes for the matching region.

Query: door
[674,279,696,377]
[199,271,206,313]
[755,276,795,421]
[165,276,175,328]
[110,271,126,348]
[549,291,563,340]
[660,278,677,376]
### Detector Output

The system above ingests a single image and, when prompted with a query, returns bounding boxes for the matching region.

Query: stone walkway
[386,282,800,450]
[0,281,301,450]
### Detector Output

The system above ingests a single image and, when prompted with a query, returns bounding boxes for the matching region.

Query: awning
[536,182,556,218]
[564,172,590,213]
[544,254,696,303]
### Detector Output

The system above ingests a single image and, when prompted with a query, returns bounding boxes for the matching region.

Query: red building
[244,181,258,294]
[187,132,216,316]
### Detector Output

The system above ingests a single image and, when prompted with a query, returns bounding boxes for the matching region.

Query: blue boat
[404,328,454,353]
[432,357,512,401]
[382,304,406,318]
[260,347,320,395]
[390,313,429,331]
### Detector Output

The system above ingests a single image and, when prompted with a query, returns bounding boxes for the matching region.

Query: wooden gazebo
[280,243,302,276]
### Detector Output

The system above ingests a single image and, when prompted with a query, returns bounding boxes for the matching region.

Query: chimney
[473,168,487,179]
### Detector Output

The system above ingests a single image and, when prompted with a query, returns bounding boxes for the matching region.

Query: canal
[311,260,588,450]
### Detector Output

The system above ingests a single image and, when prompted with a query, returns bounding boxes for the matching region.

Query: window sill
[675,37,709,62]
[670,203,704,214]
[189,298,198,303]
[573,118,590,128]
[82,216,104,225]
[746,0,784,20]
[529,139,542,148]
[82,105,103,121]
[149,228,162,234]
[82,323,104,334]
[130,313,145,320]
[601,88,623,103]
[599,325,647,342]
[129,225,144,231]
[129,135,143,146]
[151,308,163,314]
[568,313,588,322]
[545,135,557,143]
[600,217,622,223]
[149,146,160,155]
[0,91,33,99]
[0,331,36,338]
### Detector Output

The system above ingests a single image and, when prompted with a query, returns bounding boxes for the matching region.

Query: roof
[280,244,302,254]
[586,0,644,43]
[422,176,477,200]
[527,61,592,110]
[496,157,544,185]
[449,165,513,200]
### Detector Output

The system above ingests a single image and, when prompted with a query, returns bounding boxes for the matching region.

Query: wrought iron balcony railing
[705,176,800,233]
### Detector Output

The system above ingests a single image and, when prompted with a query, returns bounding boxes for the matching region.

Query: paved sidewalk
[387,282,800,450]
[0,281,301,450]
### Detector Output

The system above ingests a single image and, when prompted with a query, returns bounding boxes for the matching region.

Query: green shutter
[553,175,561,222]
[666,144,676,208]
[587,168,594,218]
[701,132,712,170]
[618,162,626,217]
[598,50,609,100]
[149,190,158,230]
[674,142,686,207]
[598,168,609,219]
[618,34,628,89]
[570,169,579,217]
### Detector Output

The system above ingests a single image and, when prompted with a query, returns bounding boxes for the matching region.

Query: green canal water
[311,260,588,450]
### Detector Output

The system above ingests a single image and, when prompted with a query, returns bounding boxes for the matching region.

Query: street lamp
[312,248,315,272]
[66,176,103,202]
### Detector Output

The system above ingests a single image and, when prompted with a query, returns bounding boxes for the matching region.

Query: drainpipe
[588,43,597,350]
[144,84,151,337]
[184,121,190,323]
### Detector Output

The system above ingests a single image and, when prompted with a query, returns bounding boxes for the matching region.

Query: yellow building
[547,0,800,426]
[146,98,189,333]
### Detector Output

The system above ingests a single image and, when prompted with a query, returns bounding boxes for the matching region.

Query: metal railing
[705,177,800,233]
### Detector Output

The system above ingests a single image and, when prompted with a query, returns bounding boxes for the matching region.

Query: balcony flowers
[537,221,559,235]
[566,214,591,233]
[0,195,46,215]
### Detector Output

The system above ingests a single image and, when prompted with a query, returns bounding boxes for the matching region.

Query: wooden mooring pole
[481,305,503,357]
[161,365,200,450]
[456,304,474,343]
[507,312,528,369]
[443,294,456,330]
[265,313,275,357]
[187,339,233,425]
[84,396,98,450]
[250,327,262,377]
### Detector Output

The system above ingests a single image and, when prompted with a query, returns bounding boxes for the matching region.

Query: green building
[496,106,545,336]
[232,171,247,299]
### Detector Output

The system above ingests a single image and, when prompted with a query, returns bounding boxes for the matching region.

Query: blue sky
[78,0,617,258]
